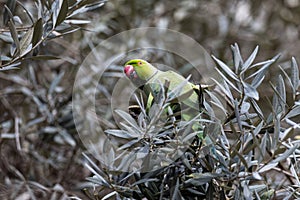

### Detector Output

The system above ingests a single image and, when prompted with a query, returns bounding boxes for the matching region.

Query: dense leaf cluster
[0,0,105,70]
[84,44,300,199]
[1,0,300,199]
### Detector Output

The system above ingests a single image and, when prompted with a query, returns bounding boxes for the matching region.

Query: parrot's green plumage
[124,59,202,116]
[124,59,216,154]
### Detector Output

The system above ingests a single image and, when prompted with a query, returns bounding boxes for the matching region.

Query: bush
[83,44,300,200]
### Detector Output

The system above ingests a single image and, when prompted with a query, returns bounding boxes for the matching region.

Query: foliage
[1,0,300,199]
[0,0,105,70]
[0,0,105,199]
[83,44,300,199]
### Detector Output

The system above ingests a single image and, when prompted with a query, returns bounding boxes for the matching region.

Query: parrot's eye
[138,61,142,66]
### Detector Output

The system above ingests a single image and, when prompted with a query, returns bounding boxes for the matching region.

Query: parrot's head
[124,59,157,80]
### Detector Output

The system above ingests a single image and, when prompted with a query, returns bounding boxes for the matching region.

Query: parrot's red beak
[124,65,137,79]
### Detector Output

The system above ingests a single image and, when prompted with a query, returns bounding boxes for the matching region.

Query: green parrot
[124,59,203,124]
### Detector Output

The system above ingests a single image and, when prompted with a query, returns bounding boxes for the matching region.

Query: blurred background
[0,0,300,198]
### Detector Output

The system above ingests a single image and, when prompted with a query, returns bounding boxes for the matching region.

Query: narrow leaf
[242,45,259,73]
[8,19,20,55]
[215,67,240,93]
[272,144,299,163]
[105,129,137,139]
[291,57,299,92]
[19,28,33,56]
[205,90,227,114]
[234,99,243,131]
[212,55,239,81]
[250,99,264,120]
[48,71,64,95]
[115,110,140,131]
[277,75,286,114]
[243,82,259,100]
[29,55,60,60]
[64,19,91,24]
[55,0,68,27]
[231,43,243,73]
[3,1,16,25]
[258,162,278,173]
[32,18,43,46]
[212,78,234,103]
[0,62,21,71]
[285,105,300,119]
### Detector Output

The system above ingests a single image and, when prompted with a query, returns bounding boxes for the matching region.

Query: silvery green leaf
[58,129,76,146]
[259,133,268,162]
[212,78,234,103]
[240,101,250,114]
[55,0,68,27]
[272,86,279,114]
[115,109,140,131]
[84,2,106,12]
[0,32,14,43]
[243,183,251,200]
[290,163,300,185]
[258,162,278,173]
[242,45,259,73]
[205,90,227,115]
[32,18,43,46]
[248,54,280,71]
[0,55,11,61]
[120,123,141,137]
[30,55,60,60]
[253,121,263,137]
[49,71,64,95]
[171,178,182,200]
[285,105,300,119]
[252,172,262,180]
[84,163,110,187]
[43,126,58,134]
[116,152,136,171]
[215,67,240,93]
[19,28,33,56]
[291,57,299,92]
[280,127,294,141]
[0,62,21,71]
[64,19,91,24]
[105,129,136,139]
[203,100,215,118]
[243,82,259,100]
[8,19,20,55]
[52,27,81,38]
[272,115,280,149]
[249,99,264,120]
[248,54,280,88]
[234,99,242,131]
[248,184,267,192]
[117,138,141,150]
[212,55,239,81]
[68,5,89,18]
[272,144,299,163]
[13,16,22,24]
[278,75,286,104]
[83,153,107,177]
[102,191,118,200]
[271,79,285,117]
[52,0,68,28]
[231,43,243,73]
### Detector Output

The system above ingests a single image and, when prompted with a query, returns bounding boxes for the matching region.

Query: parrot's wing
[146,71,194,103]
